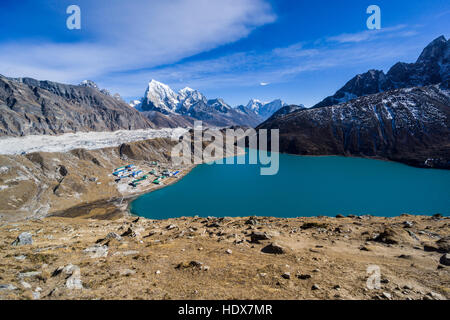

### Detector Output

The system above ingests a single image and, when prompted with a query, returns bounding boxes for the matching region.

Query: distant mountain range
[258,36,450,168]
[130,80,288,128]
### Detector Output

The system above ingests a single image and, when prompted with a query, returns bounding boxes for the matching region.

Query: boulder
[121,227,137,237]
[261,242,285,254]
[250,231,271,243]
[83,245,108,258]
[11,232,33,246]
[436,236,450,253]
[439,253,450,266]
[372,227,404,245]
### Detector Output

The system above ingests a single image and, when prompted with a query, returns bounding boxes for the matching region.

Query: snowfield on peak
[0,128,188,155]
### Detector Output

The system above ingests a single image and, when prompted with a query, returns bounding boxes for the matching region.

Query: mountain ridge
[0,75,156,136]
[132,80,264,128]
[313,35,449,109]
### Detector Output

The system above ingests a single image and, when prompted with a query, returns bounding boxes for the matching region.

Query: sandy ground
[0,214,448,300]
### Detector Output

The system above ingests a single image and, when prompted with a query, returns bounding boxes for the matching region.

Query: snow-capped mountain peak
[245,99,287,120]
[80,80,99,90]
[142,79,179,113]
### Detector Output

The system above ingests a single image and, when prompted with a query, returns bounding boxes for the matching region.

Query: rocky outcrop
[0,76,155,136]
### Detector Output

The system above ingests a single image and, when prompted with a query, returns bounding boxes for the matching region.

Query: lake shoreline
[50,152,449,221]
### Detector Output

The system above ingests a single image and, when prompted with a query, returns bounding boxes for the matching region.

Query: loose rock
[11,232,33,246]
[439,253,450,266]
[84,245,108,258]
[261,242,285,254]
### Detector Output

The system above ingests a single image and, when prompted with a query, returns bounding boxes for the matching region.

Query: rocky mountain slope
[0,76,155,137]
[313,36,449,108]
[132,80,263,128]
[259,84,450,168]
[269,104,306,119]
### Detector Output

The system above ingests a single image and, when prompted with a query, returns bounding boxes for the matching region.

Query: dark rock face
[259,85,450,168]
[141,111,195,128]
[261,242,285,254]
[164,100,262,128]
[313,36,449,108]
[270,105,306,119]
[0,75,155,136]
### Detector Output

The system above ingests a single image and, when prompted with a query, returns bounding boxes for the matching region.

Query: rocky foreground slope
[0,76,155,136]
[259,84,450,168]
[0,214,448,300]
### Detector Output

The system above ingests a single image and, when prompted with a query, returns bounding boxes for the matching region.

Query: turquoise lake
[130,153,450,219]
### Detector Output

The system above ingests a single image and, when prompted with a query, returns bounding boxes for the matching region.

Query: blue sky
[0,0,449,107]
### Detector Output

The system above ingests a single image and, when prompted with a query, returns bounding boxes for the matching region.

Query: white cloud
[326,24,410,43]
[108,24,426,100]
[0,0,275,83]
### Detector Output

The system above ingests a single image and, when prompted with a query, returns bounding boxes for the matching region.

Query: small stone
[166,224,177,230]
[335,214,345,218]
[245,217,258,225]
[202,265,210,271]
[259,273,267,277]
[11,232,33,246]
[20,281,31,289]
[382,292,392,299]
[105,232,122,241]
[83,244,108,258]
[381,278,390,284]
[225,249,232,254]
[333,285,341,290]
[18,271,41,279]
[311,284,319,290]
[427,291,444,300]
[120,269,136,276]
[297,274,311,280]
[403,221,414,228]
[155,270,161,275]
[66,275,83,290]
[121,227,137,237]
[403,285,413,290]
[0,284,17,291]
[439,253,450,266]
[64,265,82,290]
[281,272,291,280]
